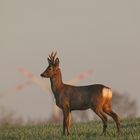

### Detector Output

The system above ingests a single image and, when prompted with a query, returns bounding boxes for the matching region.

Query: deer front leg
[63,109,71,135]
[66,111,71,135]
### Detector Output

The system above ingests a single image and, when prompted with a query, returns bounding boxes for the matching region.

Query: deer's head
[40,52,60,78]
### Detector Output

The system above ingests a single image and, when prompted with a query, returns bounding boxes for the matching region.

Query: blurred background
[0,0,140,125]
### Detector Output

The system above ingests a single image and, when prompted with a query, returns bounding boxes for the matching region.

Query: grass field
[0,118,139,140]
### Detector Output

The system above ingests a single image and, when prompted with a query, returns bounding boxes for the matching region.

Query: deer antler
[49,51,57,65]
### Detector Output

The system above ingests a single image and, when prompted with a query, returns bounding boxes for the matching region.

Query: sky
[0,0,140,121]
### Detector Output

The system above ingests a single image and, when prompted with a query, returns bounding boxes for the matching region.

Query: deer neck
[50,69,63,95]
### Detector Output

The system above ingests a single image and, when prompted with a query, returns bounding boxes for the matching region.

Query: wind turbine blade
[66,70,92,85]
[0,80,32,97]
[18,67,51,93]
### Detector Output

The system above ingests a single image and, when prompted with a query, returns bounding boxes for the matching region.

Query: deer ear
[47,58,51,65]
[55,58,59,67]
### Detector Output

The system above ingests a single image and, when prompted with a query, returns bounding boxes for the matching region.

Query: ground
[0,118,140,140]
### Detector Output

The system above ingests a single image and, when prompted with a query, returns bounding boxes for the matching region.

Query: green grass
[0,118,140,140]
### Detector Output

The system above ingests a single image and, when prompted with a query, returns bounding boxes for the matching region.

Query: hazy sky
[0,0,140,120]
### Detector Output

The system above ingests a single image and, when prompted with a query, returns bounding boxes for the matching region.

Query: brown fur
[40,52,120,135]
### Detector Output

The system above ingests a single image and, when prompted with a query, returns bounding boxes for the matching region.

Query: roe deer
[40,52,120,135]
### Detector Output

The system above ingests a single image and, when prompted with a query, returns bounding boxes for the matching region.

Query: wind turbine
[18,67,93,122]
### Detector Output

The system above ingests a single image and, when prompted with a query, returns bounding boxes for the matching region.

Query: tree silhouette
[112,91,137,118]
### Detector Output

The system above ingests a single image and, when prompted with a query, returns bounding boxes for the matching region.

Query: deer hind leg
[92,108,108,134]
[63,109,71,135]
[103,105,120,132]
[100,111,108,133]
